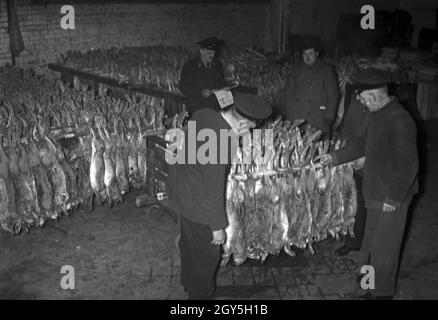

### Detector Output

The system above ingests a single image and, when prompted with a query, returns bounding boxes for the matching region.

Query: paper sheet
[213,90,234,109]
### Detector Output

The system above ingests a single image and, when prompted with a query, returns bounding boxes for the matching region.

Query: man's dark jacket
[179,57,227,115]
[339,99,371,175]
[284,59,340,132]
[167,108,233,231]
[340,99,370,145]
[332,99,419,210]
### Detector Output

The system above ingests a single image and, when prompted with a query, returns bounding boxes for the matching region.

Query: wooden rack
[48,63,185,217]
[47,63,257,217]
[48,63,187,103]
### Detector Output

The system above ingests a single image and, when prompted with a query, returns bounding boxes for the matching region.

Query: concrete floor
[0,135,437,300]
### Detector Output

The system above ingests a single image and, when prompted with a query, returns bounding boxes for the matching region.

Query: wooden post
[281,0,291,55]
[271,0,291,55]
[270,0,281,54]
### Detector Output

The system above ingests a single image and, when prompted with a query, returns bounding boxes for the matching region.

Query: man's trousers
[178,215,221,300]
[362,198,412,296]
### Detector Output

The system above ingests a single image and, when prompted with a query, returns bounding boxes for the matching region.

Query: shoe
[335,245,360,257]
[358,292,393,300]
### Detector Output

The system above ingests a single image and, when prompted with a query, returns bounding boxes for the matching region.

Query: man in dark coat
[284,39,340,138]
[335,98,371,256]
[166,93,272,300]
[179,37,228,116]
[318,71,419,299]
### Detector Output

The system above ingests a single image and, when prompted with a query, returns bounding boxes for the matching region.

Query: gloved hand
[322,119,333,139]
[322,124,332,140]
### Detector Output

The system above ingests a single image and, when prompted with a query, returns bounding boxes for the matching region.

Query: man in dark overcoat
[335,98,370,256]
[167,93,272,300]
[179,37,228,116]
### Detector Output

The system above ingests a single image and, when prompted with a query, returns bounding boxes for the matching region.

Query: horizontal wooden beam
[48,63,187,103]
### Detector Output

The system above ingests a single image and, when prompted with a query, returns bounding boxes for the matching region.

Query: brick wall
[289,0,398,43]
[0,0,269,72]
[0,1,9,63]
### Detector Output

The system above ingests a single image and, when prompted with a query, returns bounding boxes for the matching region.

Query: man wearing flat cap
[284,38,339,138]
[318,70,419,299]
[179,37,228,116]
[333,100,370,258]
[166,93,272,300]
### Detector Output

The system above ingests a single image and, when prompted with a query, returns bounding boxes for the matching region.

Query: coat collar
[196,57,213,69]
[300,58,323,71]
[378,97,398,112]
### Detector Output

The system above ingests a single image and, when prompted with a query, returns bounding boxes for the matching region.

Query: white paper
[213,90,234,109]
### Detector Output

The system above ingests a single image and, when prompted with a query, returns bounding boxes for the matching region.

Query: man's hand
[314,154,334,166]
[382,203,396,212]
[234,120,256,136]
[202,89,212,98]
[211,229,226,246]
[323,125,332,140]
[352,156,366,171]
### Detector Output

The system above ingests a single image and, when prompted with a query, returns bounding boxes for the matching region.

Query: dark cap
[351,70,389,93]
[197,37,224,51]
[302,38,320,51]
[233,93,272,121]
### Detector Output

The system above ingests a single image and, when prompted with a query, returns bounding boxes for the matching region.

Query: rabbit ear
[90,126,96,138]
[0,105,8,127]
[121,118,128,135]
[125,95,133,104]
[7,126,12,146]
[31,122,40,142]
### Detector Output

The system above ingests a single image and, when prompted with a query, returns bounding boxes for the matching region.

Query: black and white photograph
[0,0,437,303]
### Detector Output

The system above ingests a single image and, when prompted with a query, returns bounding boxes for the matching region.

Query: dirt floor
[0,130,437,300]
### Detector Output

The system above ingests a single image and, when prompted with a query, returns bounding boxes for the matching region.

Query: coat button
[307,100,311,103]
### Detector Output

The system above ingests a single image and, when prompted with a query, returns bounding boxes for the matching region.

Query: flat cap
[197,37,224,51]
[351,70,389,93]
[233,93,272,121]
[302,37,320,51]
